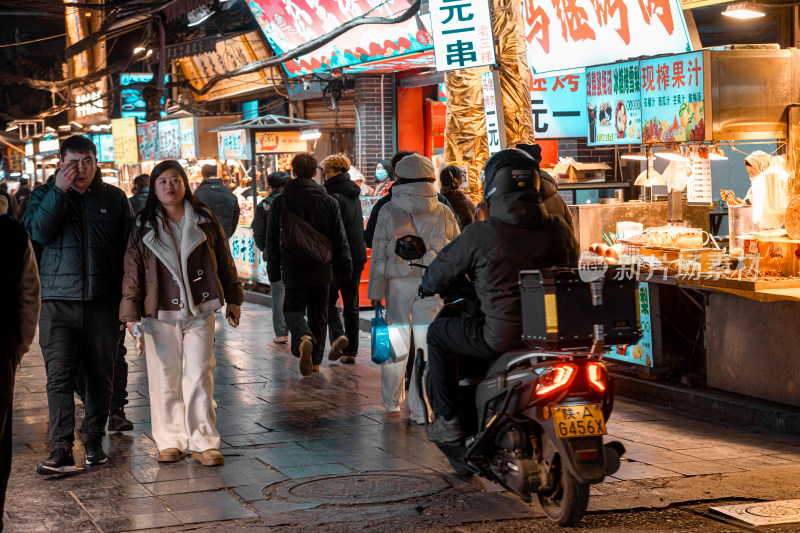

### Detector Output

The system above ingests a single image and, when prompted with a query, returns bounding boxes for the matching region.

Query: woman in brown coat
[120,160,243,466]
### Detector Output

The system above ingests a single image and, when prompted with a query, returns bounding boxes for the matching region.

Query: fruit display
[643,102,704,142]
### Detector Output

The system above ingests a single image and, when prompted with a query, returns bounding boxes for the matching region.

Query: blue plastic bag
[371,303,391,364]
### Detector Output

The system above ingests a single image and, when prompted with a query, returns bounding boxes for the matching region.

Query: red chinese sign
[524,0,691,74]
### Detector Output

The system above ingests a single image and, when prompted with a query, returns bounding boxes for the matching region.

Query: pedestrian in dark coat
[251,171,292,344]
[128,173,150,215]
[193,164,240,239]
[438,166,476,228]
[0,211,39,522]
[321,155,368,364]
[266,153,352,376]
[25,135,134,475]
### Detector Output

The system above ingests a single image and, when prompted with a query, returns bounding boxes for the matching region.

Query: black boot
[107,408,134,432]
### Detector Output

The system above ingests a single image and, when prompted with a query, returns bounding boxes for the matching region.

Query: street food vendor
[720,150,789,230]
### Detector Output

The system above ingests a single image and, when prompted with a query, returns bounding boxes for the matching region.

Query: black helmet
[481,148,539,200]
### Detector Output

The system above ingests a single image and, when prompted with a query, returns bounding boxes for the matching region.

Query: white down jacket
[368,181,460,300]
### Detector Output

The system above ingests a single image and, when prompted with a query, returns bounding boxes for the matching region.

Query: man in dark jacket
[320,155,368,364]
[420,149,579,443]
[25,135,134,474]
[194,164,240,239]
[128,173,150,215]
[515,143,574,232]
[252,171,292,344]
[266,153,352,377]
[363,151,459,248]
[0,208,39,521]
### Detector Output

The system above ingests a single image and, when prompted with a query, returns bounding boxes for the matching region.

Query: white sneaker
[274,336,288,343]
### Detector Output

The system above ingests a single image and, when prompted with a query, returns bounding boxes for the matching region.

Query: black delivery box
[519,266,641,350]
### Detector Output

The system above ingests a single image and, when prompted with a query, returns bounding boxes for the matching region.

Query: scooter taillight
[535,363,577,396]
[586,362,607,393]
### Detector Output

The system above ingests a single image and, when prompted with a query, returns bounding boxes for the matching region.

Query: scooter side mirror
[395,234,427,261]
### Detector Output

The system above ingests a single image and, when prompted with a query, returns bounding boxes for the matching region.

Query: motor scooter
[401,238,639,526]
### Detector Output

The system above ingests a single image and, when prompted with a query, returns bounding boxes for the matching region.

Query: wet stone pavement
[4,303,800,533]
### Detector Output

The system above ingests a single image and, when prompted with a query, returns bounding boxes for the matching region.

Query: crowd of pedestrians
[1,134,574,527]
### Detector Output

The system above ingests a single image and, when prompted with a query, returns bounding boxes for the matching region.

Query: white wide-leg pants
[142,312,220,453]
[381,277,442,420]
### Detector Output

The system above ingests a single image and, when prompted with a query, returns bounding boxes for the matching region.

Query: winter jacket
[441,187,476,228]
[420,190,579,353]
[324,172,368,272]
[251,188,283,260]
[0,215,40,368]
[266,177,352,288]
[364,187,459,248]
[25,172,134,302]
[368,181,460,301]
[193,178,240,239]
[540,170,574,232]
[128,187,149,215]
[120,200,243,322]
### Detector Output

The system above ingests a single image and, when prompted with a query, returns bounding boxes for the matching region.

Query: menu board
[179,117,197,160]
[687,145,713,205]
[586,60,641,145]
[157,119,181,160]
[137,122,158,162]
[217,129,251,160]
[641,51,705,143]
[531,70,587,139]
[111,117,139,165]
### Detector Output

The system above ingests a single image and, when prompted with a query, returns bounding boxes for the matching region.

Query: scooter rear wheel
[537,457,590,526]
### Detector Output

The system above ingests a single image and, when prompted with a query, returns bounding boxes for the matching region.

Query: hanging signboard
[687,146,713,205]
[217,129,251,160]
[246,0,433,77]
[119,73,169,122]
[111,117,140,165]
[641,51,706,143]
[157,119,181,160]
[430,0,495,71]
[523,0,691,75]
[586,60,642,145]
[92,134,116,163]
[137,121,159,162]
[38,138,60,156]
[481,71,506,155]
[254,131,308,154]
[179,117,198,160]
[531,69,586,138]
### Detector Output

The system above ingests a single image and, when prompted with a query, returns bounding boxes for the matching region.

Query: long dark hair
[133,160,213,243]
[439,165,462,190]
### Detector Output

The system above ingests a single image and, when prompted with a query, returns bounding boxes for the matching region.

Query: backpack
[278,200,333,266]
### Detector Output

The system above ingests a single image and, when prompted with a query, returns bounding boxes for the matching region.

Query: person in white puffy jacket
[368,154,460,420]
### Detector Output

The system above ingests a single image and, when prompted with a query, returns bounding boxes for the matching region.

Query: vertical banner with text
[481,71,506,155]
[430,0,496,71]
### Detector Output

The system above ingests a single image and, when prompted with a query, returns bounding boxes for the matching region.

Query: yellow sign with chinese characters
[254,131,308,154]
[111,117,139,165]
[179,32,279,102]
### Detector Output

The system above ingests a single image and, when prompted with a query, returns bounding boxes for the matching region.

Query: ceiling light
[655,148,688,161]
[45,126,56,133]
[722,1,765,19]
[187,5,213,27]
[300,129,321,140]
[621,151,649,161]
[6,124,18,132]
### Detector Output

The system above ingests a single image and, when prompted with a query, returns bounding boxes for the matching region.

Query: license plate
[552,404,607,438]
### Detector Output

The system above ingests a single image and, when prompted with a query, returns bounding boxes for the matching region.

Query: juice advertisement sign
[641,51,705,143]
[586,60,641,146]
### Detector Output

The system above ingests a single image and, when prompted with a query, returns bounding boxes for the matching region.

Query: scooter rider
[420,148,580,443]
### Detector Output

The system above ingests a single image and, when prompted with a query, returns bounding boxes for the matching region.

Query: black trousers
[426,316,500,419]
[284,285,329,365]
[76,330,128,412]
[39,300,118,448]
[327,268,363,357]
[0,355,14,527]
